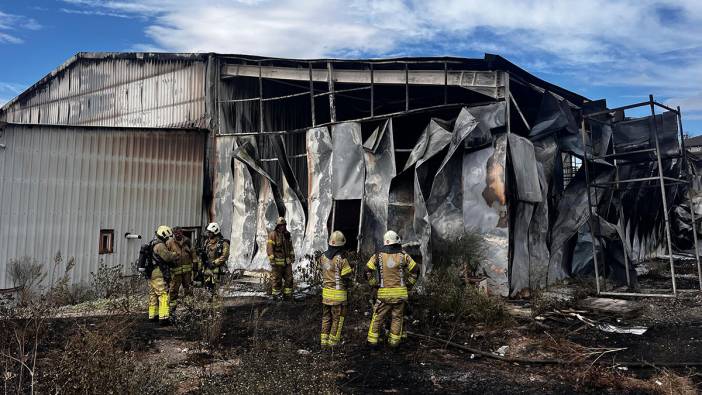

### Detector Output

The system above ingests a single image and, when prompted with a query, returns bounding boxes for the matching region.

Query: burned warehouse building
[1,51,699,298]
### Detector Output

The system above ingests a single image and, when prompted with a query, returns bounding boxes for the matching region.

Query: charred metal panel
[0,124,205,288]
[427,108,479,255]
[462,136,509,296]
[2,55,207,129]
[301,127,333,262]
[547,167,614,284]
[229,149,258,269]
[331,122,365,200]
[214,136,236,241]
[360,120,396,255]
[251,178,279,270]
[528,164,550,291]
[412,119,453,275]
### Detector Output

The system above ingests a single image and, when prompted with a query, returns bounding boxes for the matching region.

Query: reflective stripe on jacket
[321,253,352,305]
[365,251,418,302]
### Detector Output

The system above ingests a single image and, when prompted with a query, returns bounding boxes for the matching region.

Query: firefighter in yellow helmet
[149,225,180,325]
[267,217,295,300]
[320,230,353,348]
[203,222,230,296]
[169,227,199,315]
[365,230,419,347]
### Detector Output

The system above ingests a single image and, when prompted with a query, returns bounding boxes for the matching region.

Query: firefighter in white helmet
[320,230,353,348]
[203,222,230,295]
[267,217,295,300]
[365,230,419,347]
[149,225,180,325]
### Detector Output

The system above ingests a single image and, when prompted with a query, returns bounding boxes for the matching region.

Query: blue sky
[1,0,701,134]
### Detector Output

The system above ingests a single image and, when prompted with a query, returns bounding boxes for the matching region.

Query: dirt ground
[12,260,702,394]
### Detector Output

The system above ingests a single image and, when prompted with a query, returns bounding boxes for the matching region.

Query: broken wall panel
[507,134,542,203]
[507,134,543,296]
[283,177,306,262]
[463,102,506,149]
[528,164,551,291]
[613,111,680,157]
[360,120,396,256]
[331,122,365,200]
[250,178,280,270]
[214,136,236,241]
[402,118,454,273]
[301,127,334,261]
[462,135,509,296]
[229,150,258,269]
[426,108,479,254]
[547,167,614,284]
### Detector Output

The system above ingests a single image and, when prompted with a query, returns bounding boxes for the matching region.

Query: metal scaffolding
[580,95,702,298]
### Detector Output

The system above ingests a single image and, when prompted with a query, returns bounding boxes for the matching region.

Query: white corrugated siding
[0,125,205,287]
[2,57,207,129]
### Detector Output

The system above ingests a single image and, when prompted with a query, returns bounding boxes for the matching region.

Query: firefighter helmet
[383,230,401,246]
[276,217,287,226]
[206,222,221,235]
[156,225,173,240]
[328,230,346,247]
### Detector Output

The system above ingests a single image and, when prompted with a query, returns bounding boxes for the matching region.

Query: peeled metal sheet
[269,134,307,260]
[403,119,453,173]
[528,163,550,291]
[613,111,679,157]
[270,135,307,215]
[547,167,614,284]
[251,178,280,270]
[509,160,550,296]
[530,92,582,156]
[214,136,236,241]
[462,135,509,296]
[229,145,258,269]
[463,102,506,149]
[427,108,479,254]
[331,122,365,200]
[301,127,333,262]
[360,120,396,256]
[412,119,453,275]
[283,176,306,262]
[510,201,535,296]
[233,140,285,214]
[507,134,542,203]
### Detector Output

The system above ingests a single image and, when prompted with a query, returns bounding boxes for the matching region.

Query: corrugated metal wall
[2,56,207,129]
[0,124,205,287]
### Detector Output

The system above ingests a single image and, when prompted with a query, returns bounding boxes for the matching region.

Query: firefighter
[149,225,180,325]
[365,230,419,347]
[203,222,230,295]
[320,231,353,348]
[267,217,295,300]
[169,227,199,314]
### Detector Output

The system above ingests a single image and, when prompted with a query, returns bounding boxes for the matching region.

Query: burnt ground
[16,261,702,394]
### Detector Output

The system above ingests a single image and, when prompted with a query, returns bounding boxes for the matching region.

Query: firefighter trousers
[270,263,293,299]
[169,270,192,313]
[367,300,405,347]
[321,303,347,347]
[148,268,170,321]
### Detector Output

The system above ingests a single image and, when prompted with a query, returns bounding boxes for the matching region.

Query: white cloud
[0,10,41,44]
[56,0,702,116]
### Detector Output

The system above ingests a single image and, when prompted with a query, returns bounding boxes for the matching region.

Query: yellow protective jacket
[172,237,199,275]
[204,236,230,269]
[365,249,418,302]
[267,230,295,266]
[320,252,353,305]
[152,239,180,282]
